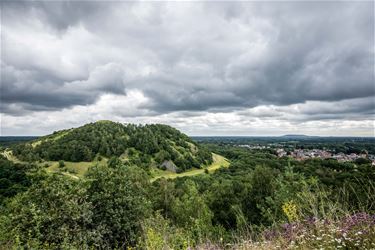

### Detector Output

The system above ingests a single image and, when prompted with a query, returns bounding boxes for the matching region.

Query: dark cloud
[236,97,375,124]
[2,1,109,32]
[1,1,374,127]
[1,62,126,113]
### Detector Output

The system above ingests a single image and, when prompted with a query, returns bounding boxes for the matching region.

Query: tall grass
[230,180,375,250]
[142,179,375,249]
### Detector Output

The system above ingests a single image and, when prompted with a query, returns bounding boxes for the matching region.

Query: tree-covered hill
[10,120,212,172]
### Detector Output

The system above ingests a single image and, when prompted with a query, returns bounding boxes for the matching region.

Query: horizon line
[1,134,374,138]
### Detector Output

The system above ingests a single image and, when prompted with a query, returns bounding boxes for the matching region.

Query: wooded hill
[10,120,213,172]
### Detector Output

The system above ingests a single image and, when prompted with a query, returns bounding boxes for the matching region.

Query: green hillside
[10,120,213,173]
[1,133,374,249]
[151,153,229,181]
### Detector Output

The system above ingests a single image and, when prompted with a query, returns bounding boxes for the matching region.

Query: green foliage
[171,180,213,241]
[1,138,374,248]
[0,163,152,249]
[140,212,193,249]
[58,160,65,168]
[152,145,375,243]
[11,121,213,172]
[107,156,121,168]
[0,155,36,205]
[85,164,151,248]
[0,173,96,248]
[205,177,246,229]
[260,166,313,224]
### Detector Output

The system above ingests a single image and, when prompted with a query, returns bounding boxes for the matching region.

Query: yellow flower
[282,200,299,222]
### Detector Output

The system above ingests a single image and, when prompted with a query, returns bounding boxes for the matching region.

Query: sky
[1,1,374,136]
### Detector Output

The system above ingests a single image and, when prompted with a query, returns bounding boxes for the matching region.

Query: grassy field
[45,158,108,177]
[46,153,229,180]
[151,153,230,181]
[1,150,107,178]
[1,150,23,163]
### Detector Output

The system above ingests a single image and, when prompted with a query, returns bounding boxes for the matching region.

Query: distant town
[237,144,375,166]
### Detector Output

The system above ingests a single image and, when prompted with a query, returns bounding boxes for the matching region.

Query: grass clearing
[2,149,229,181]
[1,150,23,163]
[151,153,230,181]
[1,150,102,179]
[31,130,72,147]
[44,158,108,177]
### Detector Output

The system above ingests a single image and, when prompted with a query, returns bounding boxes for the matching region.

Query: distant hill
[0,136,39,147]
[10,120,213,172]
[281,134,319,138]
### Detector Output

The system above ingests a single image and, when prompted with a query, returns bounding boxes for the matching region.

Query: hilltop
[10,120,213,173]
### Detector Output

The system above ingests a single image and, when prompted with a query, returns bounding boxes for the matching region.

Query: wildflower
[282,200,300,222]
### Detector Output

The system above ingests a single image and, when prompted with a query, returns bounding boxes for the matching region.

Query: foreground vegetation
[1,143,374,249]
[0,122,374,249]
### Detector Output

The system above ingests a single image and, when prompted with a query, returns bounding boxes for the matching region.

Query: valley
[2,1,373,249]
[0,121,374,249]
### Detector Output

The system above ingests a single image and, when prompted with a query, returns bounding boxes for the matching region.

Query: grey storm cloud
[237,97,375,123]
[1,1,374,120]
[1,62,126,114]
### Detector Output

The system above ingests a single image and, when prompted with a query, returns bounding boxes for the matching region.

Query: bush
[85,165,151,248]
[58,160,65,168]
[140,212,193,249]
[0,174,97,248]
[0,165,152,249]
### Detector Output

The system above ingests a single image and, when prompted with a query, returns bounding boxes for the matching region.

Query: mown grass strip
[151,153,230,181]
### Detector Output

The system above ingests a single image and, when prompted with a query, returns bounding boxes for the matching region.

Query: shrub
[140,212,192,249]
[0,174,97,248]
[58,160,65,168]
[85,165,151,248]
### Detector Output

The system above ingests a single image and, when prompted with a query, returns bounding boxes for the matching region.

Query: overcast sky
[1,1,374,136]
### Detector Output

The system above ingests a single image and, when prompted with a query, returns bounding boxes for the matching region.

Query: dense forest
[10,121,212,172]
[0,123,374,249]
